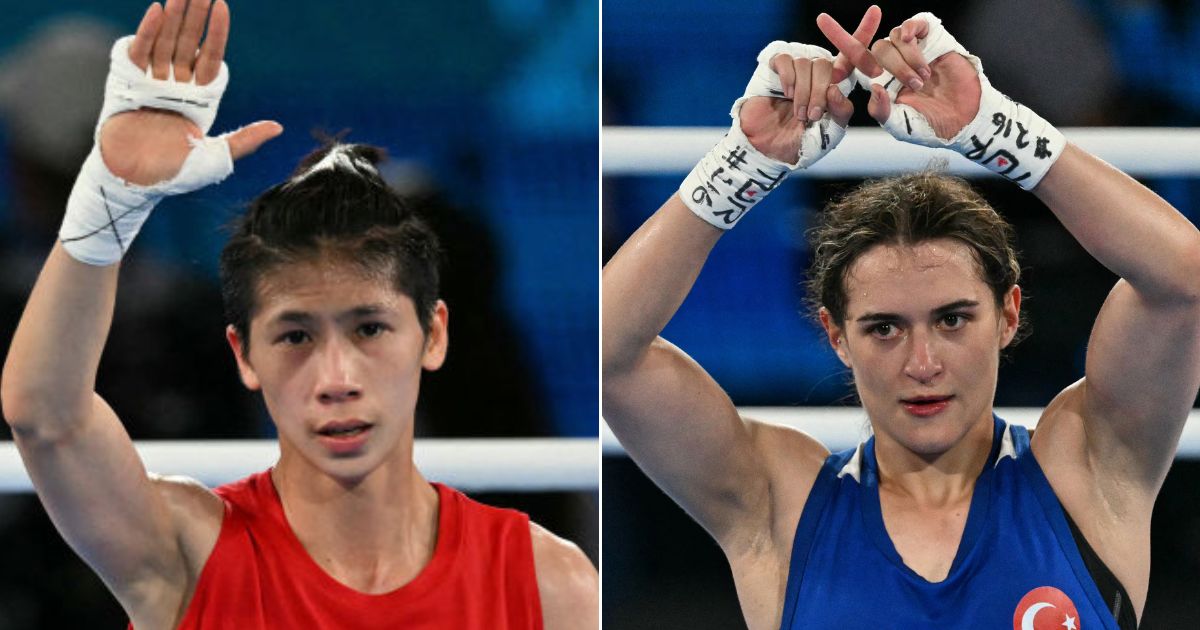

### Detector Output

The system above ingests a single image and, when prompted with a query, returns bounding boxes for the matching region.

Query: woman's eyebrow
[855,311,903,323]
[856,299,980,323]
[345,303,392,317]
[271,310,314,326]
[265,304,394,327]
[931,299,980,315]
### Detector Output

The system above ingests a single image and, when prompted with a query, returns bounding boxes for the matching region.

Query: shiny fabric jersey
[779,417,1120,630]
[154,471,542,630]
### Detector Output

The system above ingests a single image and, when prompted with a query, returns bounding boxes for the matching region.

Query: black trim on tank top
[1059,500,1138,629]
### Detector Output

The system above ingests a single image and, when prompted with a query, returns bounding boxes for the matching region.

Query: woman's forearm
[602,194,723,374]
[1034,144,1200,303]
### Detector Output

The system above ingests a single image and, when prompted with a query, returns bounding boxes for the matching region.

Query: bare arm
[603,10,881,549]
[1,1,277,625]
[603,196,779,545]
[816,13,1200,618]
[1033,146,1200,491]
[818,11,1200,495]
[530,522,597,630]
[1021,134,1200,622]
[2,245,200,615]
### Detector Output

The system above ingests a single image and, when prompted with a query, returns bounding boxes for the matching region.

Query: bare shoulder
[746,417,831,478]
[743,417,831,548]
[723,418,832,630]
[147,474,225,575]
[1028,379,1089,470]
[529,522,598,630]
[120,474,225,628]
[1030,380,1128,512]
[1032,378,1155,512]
[1029,380,1153,614]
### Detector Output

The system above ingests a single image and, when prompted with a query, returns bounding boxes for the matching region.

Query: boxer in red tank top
[2,2,597,629]
[170,474,545,630]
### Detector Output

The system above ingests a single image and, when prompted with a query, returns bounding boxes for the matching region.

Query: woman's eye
[359,322,386,338]
[279,331,310,345]
[870,323,898,339]
[941,314,968,330]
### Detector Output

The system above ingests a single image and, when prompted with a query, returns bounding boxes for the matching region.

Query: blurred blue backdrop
[0,0,598,438]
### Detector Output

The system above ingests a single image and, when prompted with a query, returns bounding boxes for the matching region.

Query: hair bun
[289,142,388,184]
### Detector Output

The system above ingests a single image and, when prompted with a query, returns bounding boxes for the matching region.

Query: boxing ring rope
[0,438,599,493]
[604,126,1200,460]
[603,127,1200,177]
[603,409,1200,459]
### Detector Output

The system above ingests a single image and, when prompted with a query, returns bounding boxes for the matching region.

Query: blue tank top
[779,416,1120,630]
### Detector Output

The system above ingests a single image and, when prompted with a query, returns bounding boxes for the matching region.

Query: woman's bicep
[14,393,209,615]
[604,337,775,544]
[1081,279,1200,488]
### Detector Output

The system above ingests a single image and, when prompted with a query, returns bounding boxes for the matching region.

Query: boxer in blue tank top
[782,416,1130,629]
[604,6,1200,630]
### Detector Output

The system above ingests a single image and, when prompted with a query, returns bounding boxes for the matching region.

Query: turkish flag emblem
[1012,586,1081,630]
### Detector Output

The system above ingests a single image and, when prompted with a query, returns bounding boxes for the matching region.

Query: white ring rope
[603,408,1200,459]
[0,438,599,493]
[603,127,1200,177]
[605,129,1200,459]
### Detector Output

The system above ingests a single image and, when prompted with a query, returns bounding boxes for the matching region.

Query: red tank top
[151,470,542,629]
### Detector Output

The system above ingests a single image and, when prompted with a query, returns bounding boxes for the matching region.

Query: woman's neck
[271,447,440,593]
[872,412,995,508]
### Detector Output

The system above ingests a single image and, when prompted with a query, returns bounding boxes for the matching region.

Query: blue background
[0,0,598,438]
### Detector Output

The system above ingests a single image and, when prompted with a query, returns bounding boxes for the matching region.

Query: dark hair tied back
[219,142,442,354]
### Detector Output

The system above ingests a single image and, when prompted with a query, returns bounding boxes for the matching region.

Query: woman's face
[227,259,448,484]
[820,238,1020,459]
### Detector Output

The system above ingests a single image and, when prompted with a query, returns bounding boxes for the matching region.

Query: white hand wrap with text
[679,42,855,230]
[866,13,1065,190]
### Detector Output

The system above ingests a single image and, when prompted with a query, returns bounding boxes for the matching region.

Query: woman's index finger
[853,5,883,46]
[817,12,882,78]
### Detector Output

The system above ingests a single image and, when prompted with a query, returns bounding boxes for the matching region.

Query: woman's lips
[315,420,373,455]
[900,395,954,417]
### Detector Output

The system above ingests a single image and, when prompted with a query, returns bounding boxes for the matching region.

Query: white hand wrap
[736,42,856,170]
[867,13,1065,190]
[679,42,854,230]
[60,35,234,266]
[101,35,228,134]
